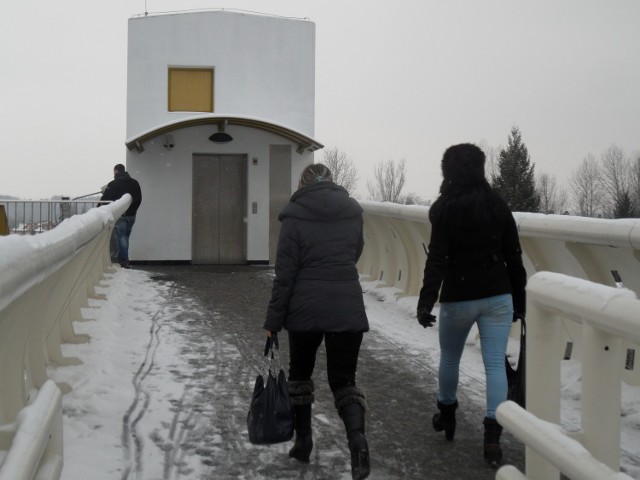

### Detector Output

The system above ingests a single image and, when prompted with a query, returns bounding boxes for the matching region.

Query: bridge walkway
[121,264,525,479]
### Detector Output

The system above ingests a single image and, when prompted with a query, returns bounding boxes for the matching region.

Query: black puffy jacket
[100,172,142,217]
[417,190,527,316]
[264,182,369,333]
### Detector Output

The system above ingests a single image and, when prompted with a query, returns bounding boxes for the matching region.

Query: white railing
[357,201,640,297]
[0,195,130,480]
[496,272,640,479]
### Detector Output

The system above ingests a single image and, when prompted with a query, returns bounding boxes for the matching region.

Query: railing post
[526,296,562,479]
[581,324,622,470]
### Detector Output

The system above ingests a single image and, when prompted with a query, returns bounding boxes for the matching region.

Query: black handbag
[247,334,294,445]
[505,318,526,408]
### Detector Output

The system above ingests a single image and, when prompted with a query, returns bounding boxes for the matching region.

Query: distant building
[125,10,321,264]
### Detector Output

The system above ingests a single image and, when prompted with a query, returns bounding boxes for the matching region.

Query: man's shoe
[120,261,131,269]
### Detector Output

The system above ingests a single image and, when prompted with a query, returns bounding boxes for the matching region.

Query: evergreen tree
[494,127,540,212]
[613,190,637,218]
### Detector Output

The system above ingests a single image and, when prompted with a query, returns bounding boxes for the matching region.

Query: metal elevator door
[192,154,247,264]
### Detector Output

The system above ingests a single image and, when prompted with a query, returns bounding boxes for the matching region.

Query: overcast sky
[1,0,639,201]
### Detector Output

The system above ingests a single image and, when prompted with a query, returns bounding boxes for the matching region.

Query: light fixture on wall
[209,123,233,144]
[163,134,175,151]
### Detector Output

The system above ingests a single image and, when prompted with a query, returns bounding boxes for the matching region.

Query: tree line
[323,127,640,218]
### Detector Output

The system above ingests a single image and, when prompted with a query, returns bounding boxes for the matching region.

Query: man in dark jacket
[100,164,142,269]
[264,163,370,480]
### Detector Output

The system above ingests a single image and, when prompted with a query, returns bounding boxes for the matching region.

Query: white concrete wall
[127,124,312,262]
[126,11,316,137]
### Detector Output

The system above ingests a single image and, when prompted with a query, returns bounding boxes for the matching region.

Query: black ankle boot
[289,404,313,462]
[432,400,458,441]
[335,387,370,480]
[483,417,503,467]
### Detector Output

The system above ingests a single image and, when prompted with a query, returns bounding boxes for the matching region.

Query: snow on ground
[49,269,208,479]
[49,270,640,479]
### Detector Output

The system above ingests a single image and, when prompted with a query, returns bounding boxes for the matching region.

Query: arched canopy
[125,114,323,154]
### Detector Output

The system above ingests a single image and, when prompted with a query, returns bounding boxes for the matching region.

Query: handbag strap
[263,333,279,357]
[262,333,283,375]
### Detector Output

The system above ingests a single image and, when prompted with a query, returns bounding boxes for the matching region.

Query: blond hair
[299,163,333,186]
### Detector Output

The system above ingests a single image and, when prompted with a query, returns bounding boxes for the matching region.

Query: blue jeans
[437,294,513,419]
[114,216,136,263]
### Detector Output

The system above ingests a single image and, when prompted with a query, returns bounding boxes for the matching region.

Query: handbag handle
[264,333,279,357]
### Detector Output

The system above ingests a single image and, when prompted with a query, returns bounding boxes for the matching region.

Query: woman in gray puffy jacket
[264,163,370,480]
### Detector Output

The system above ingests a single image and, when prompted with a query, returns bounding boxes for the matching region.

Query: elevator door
[192,154,246,264]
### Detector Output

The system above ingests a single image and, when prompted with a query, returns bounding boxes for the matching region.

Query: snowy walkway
[51,265,527,479]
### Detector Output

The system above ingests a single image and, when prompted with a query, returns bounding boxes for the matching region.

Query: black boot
[335,387,370,480]
[483,417,503,467]
[289,404,313,462]
[288,380,314,463]
[432,400,458,441]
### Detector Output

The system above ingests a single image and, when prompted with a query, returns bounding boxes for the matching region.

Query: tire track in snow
[120,283,176,480]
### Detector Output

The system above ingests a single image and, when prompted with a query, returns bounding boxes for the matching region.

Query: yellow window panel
[168,68,214,112]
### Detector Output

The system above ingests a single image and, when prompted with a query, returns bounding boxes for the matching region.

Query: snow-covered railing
[0,200,100,235]
[496,402,632,480]
[357,201,640,386]
[0,195,130,480]
[496,272,639,480]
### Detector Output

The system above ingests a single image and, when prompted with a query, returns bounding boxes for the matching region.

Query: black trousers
[288,331,363,393]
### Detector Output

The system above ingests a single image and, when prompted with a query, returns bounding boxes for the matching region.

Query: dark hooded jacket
[100,172,142,217]
[264,182,369,333]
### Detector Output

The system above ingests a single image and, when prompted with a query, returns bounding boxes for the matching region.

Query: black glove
[417,309,436,328]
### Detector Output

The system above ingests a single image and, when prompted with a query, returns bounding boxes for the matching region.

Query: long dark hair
[431,144,502,227]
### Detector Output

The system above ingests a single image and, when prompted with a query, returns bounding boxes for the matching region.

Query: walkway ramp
[55,265,524,479]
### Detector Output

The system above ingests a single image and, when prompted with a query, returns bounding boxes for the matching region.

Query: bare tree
[321,147,359,194]
[536,172,566,214]
[630,152,640,216]
[599,144,631,218]
[569,154,603,217]
[477,139,502,186]
[367,159,406,203]
[555,188,569,215]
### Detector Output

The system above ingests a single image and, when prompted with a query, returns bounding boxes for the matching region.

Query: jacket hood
[279,182,363,221]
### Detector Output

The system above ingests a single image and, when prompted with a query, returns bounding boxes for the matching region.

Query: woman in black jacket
[264,163,370,480]
[417,143,527,466]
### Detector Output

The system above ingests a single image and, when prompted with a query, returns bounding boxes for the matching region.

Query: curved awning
[125,114,323,154]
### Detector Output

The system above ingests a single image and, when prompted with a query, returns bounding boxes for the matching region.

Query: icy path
[48,265,636,479]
